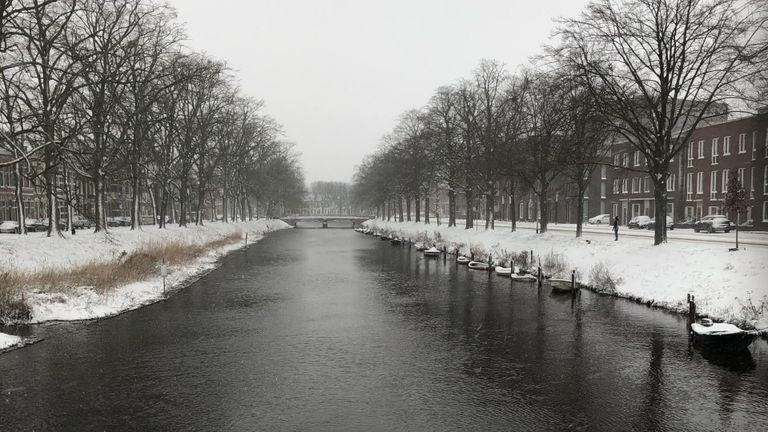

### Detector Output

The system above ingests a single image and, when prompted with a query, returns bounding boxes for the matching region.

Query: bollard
[245,232,248,247]
[530,250,533,267]
[443,246,446,263]
[687,294,696,333]
[537,266,542,289]
[571,270,576,297]
[471,253,474,262]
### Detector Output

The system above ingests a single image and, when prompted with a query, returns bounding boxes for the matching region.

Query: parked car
[646,216,674,230]
[628,215,651,229]
[694,216,732,233]
[676,216,697,229]
[0,220,20,233]
[588,214,611,224]
[71,216,92,229]
[24,218,47,232]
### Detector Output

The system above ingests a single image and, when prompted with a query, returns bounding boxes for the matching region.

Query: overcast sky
[166,0,591,184]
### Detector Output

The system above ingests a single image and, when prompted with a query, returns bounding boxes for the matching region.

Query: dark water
[1,229,767,431]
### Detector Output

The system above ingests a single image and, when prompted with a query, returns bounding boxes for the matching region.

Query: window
[724,136,731,155]
[634,151,640,166]
[764,201,768,222]
[764,165,768,194]
[687,142,694,167]
[722,169,729,192]
[710,171,717,200]
[613,154,620,167]
[623,153,629,167]
[644,176,650,193]
[667,174,675,192]
[738,133,746,153]
[711,137,718,165]
[613,179,619,194]
[601,182,606,199]
[686,173,693,199]
[696,172,703,194]
[601,165,607,180]
[697,140,704,159]
[631,177,638,193]
[738,167,745,186]
[622,178,628,193]
[709,206,720,216]
[750,167,755,199]
[752,131,757,161]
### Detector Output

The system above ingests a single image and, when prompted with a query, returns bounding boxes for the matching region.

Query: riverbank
[363,220,768,332]
[0,220,290,350]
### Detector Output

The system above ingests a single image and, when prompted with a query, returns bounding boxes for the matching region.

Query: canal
[1,229,767,431]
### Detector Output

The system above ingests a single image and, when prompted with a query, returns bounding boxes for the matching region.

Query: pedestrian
[613,215,620,241]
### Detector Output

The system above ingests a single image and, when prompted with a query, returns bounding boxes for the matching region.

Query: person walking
[613,215,620,241]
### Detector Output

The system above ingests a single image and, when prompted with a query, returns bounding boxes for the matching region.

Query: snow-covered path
[364,220,768,331]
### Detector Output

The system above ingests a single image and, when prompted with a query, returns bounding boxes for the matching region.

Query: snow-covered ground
[364,220,768,332]
[0,332,22,352]
[0,220,289,350]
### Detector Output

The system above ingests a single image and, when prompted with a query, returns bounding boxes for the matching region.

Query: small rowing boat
[691,319,759,352]
[494,266,512,276]
[424,246,441,257]
[468,261,490,271]
[510,273,537,282]
[548,278,576,293]
[456,256,470,265]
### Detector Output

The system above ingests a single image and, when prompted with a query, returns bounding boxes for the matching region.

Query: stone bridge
[280,216,371,229]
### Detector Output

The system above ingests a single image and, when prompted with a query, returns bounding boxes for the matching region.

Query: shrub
[589,262,623,294]
[542,251,569,278]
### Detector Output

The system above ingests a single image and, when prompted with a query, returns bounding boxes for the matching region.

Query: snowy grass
[0,220,289,325]
[365,220,768,331]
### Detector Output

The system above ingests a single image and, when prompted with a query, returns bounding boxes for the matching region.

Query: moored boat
[691,319,759,352]
[390,238,402,245]
[423,246,441,257]
[494,266,512,276]
[468,261,490,271]
[549,278,576,293]
[510,273,537,282]
[456,256,470,265]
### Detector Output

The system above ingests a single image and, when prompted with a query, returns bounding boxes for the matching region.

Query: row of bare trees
[352,0,767,245]
[0,0,305,236]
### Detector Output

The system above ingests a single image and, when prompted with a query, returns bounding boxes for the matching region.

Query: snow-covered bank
[364,220,768,332]
[0,332,22,352]
[0,220,289,324]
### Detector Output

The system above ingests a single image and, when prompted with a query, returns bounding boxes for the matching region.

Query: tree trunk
[14,162,26,235]
[424,197,430,224]
[406,197,411,222]
[397,197,404,222]
[94,174,106,232]
[415,195,421,223]
[652,175,668,245]
[576,183,585,238]
[196,180,206,226]
[539,183,549,233]
[511,189,517,232]
[387,200,391,221]
[464,188,474,229]
[448,188,456,227]
[131,169,141,230]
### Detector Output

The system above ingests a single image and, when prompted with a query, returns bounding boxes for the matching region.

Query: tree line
[0,0,305,235]
[352,0,767,245]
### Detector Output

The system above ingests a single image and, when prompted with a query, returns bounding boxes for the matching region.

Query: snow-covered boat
[549,278,576,293]
[380,234,390,240]
[456,256,470,265]
[691,319,759,352]
[510,273,537,282]
[390,238,402,245]
[414,242,428,251]
[494,266,512,276]
[423,247,441,257]
[468,261,490,271]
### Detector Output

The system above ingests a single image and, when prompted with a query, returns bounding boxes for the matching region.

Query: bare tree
[559,0,768,244]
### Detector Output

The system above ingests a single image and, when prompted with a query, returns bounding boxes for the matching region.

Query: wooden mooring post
[443,246,447,263]
[571,270,577,297]
[687,294,696,332]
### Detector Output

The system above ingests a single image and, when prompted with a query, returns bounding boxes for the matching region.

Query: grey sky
[166,0,590,184]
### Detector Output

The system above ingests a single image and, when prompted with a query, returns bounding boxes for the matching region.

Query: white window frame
[622,178,628,193]
[613,179,619,194]
[711,137,718,165]
[697,140,704,159]
[764,165,768,195]
[623,153,629,167]
[601,165,607,180]
[764,201,768,222]
[738,167,745,187]
[696,172,703,194]
[666,174,675,192]
[613,154,620,168]
[722,169,729,193]
[686,172,693,199]
[724,136,731,155]
[738,133,746,153]
[752,131,757,161]
[687,142,694,167]
[633,151,640,167]
[710,171,717,200]
[750,167,754,199]
[645,176,650,193]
